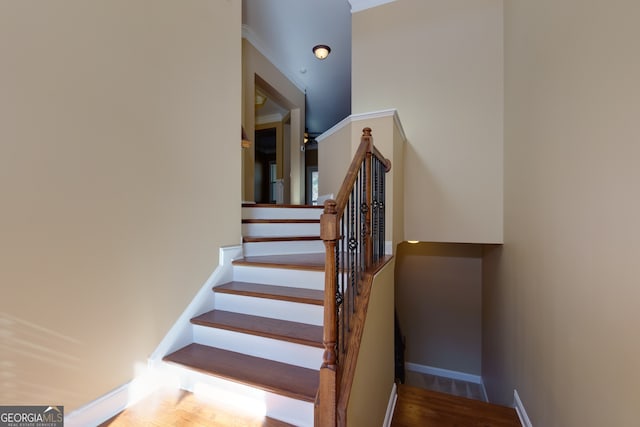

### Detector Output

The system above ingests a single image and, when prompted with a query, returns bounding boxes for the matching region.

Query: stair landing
[391,385,521,427]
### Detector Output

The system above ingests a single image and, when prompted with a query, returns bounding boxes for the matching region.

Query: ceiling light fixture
[255,89,267,108]
[313,44,331,60]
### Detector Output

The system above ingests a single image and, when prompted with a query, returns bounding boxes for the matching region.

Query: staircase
[161,203,326,426]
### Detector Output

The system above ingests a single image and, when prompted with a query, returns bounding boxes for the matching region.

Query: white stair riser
[243,240,324,256]
[232,265,324,290]
[214,293,323,326]
[242,207,322,221]
[159,362,314,427]
[242,222,320,237]
[192,326,323,370]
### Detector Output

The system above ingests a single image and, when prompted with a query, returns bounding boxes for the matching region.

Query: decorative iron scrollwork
[348,237,357,252]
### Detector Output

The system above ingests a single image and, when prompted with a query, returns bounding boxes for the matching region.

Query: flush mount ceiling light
[255,89,267,109]
[313,44,331,60]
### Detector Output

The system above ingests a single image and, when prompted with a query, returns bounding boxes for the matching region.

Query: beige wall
[396,243,482,375]
[346,260,395,426]
[483,1,640,425]
[0,0,240,411]
[318,113,405,250]
[352,0,503,244]
[242,39,305,203]
[317,121,351,199]
[392,120,406,250]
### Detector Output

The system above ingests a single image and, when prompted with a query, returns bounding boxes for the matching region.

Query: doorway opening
[254,126,278,203]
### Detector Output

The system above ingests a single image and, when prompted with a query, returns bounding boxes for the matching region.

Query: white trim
[256,113,285,125]
[405,362,483,385]
[349,0,397,13]
[192,325,323,369]
[242,240,324,257]
[351,109,407,142]
[514,389,533,427]
[315,114,352,143]
[316,109,407,143]
[64,379,151,427]
[149,245,242,361]
[233,265,324,290]
[65,382,130,427]
[382,382,398,427]
[350,108,396,123]
[241,25,306,92]
[481,382,489,403]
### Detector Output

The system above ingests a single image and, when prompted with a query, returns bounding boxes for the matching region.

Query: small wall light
[407,240,420,244]
[313,44,331,60]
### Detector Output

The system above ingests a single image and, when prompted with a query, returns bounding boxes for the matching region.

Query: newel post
[319,199,339,426]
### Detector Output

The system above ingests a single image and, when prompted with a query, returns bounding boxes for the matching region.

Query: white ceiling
[242,0,352,135]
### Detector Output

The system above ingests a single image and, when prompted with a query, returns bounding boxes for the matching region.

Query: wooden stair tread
[191,310,323,348]
[233,253,325,271]
[242,218,320,224]
[164,344,319,402]
[215,281,324,305]
[243,235,321,243]
[242,203,323,209]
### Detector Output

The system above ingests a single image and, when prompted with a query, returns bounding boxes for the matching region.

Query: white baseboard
[514,389,533,427]
[382,382,398,427]
[65,382,131,427]
[405,362,483,385]
[65,374,159,427]
[65,363,184,427]
[481,382,489,402]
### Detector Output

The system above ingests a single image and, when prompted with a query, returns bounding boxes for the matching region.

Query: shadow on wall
[394,241,483,376]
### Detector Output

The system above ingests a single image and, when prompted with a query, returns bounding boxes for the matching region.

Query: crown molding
[316,109,407,143]
[348,0,397,13]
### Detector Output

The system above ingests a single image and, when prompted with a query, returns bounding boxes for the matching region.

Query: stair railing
[317,127,391,426]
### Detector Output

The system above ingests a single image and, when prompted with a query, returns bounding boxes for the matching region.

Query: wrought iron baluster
[380,158,384,257]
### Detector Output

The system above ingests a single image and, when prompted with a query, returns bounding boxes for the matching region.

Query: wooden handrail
[316,127,391,426]
[331,128,389,215]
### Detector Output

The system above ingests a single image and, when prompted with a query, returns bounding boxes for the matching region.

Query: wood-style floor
[99,388,293,427]
[391,384,521,427]
[101,384,520,427]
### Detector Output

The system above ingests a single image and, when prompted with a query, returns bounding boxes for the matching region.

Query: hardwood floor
[99,388,293,427]
[102,383,520,427]
[391,384,521,427]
